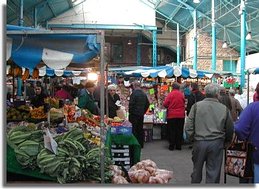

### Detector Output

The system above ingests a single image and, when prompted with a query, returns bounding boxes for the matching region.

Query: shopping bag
[225,135,254,178]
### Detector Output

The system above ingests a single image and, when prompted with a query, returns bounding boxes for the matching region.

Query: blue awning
[247,67,259,75]
[123,66,208,78]
[7,25,100,71]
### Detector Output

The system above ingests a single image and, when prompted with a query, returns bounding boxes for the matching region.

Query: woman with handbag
[234,101,259,183]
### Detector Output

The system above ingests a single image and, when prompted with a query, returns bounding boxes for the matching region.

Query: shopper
[163,82,185,151]
[129,81,150,148]
[186,82,205,116]
[78,81,99,115]
[218,86,232,111]
[253,82,259,102]
[107,84,121,118]
[228,89,243,122]
[234,101,259,183]
[185,83,234,183]
[30,83,48,108]
[54,84,73,101]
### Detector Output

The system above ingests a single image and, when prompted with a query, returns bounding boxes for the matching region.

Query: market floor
[140,139,242,186]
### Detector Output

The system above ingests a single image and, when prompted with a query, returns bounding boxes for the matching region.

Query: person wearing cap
[107,84,121,118]
[78,81,99,115]
[129,81,150,148]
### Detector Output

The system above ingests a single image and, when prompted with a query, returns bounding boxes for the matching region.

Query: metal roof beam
[177,0,241,40]
[165,0,187,25]
[66,0,73,8]
[48,23,157,30]
[46,0,57,17]
[139,0,188,31]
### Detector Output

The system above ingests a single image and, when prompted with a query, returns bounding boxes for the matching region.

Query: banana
[71,157,81,168]
[14,148,30,159]
[64,138,79,152]
[73,140,86,152]
[18,140,39,148]
[57,147,70,156]
[46,161,62,177]
[10,133,32,144]
[37,155,56,167]
[8,131,25,139]
[63,128,82,140]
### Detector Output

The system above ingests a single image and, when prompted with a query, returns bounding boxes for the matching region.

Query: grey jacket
[185,98,234,142]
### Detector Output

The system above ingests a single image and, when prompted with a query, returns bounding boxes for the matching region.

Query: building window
[223,60,237,72]
[111,44,123,63]
[157,27,163,34]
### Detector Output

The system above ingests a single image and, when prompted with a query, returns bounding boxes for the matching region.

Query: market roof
[6,0,259,54]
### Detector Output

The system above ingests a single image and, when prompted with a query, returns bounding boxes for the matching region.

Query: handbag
[225,135,254,178]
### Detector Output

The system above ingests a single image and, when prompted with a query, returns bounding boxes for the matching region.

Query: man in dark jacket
[186,82,205,116]
[129,81,150,148]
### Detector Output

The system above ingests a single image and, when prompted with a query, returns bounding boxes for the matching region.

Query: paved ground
[141,139,242,186]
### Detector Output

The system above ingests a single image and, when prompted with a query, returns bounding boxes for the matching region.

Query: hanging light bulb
[193,0,200,3]
[127,39,132,45]
[246,31,252,40]
[246,14,252,40]
[222,41,228,49]
[222,26,228,48]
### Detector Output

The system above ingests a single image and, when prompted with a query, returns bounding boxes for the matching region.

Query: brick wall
[184,29,239,71]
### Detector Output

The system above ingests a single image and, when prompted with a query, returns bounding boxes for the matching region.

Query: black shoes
[169,145,174,151]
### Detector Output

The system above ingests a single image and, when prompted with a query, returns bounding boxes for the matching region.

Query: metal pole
[240,0,246,89]
[193,9,197,70]
[211,0,216,71]
[34,7,37,28]
[152,30,157,67]
[137,33,142,66]
[247,73,250,106]
[177,23,180,66]
[99,30,105,183]
[16,0,24,97]
[19,0,24,26]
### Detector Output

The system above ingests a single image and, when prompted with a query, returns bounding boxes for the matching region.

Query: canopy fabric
[38,66,85,77]
[247,67,259,75]
[123,66,207,78]
[6,25,100,71]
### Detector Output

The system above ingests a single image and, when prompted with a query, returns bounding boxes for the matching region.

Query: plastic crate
[144,129,153,142]
[110,126,132,135]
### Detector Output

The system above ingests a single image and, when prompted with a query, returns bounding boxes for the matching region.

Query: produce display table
[105,133,141,165]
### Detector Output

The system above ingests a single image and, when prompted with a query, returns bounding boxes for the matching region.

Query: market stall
[114,66,209,142]
[6,25,111,183]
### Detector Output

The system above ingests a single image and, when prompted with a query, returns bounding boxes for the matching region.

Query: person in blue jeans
[235,101,259,183]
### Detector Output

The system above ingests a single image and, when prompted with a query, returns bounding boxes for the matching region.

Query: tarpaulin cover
[7,25,100,71]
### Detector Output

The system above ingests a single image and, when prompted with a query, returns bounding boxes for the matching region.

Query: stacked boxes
[111,144,131,170]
